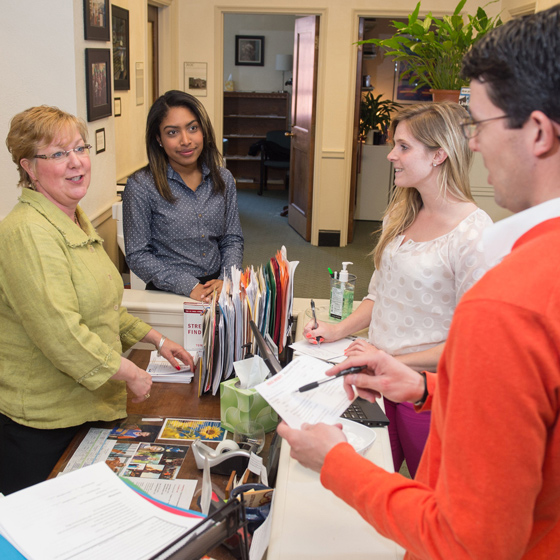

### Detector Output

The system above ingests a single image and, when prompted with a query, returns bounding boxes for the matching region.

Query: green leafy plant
[361,0,502,91]
[360,92,402,140]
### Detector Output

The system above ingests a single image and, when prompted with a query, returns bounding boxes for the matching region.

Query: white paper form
[254,355,353,429]
[122,478,197,511]
[0,463,201,560]
[290,336,359,362]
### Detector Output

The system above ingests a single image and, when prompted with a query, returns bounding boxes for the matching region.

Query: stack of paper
[0,463,203,560]
[197,246,298,396]
[146,350,198,383]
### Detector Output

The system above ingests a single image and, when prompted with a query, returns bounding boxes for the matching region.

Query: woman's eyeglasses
[34,145,92,161]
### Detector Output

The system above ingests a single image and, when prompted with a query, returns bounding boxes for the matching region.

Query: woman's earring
[433,163,438,167]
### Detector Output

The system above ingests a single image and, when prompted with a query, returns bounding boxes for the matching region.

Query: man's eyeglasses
[460,116,509,139]
[34,145,92,161]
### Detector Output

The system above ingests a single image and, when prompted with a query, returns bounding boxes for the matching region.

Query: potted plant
[360,92,402,145]
[361,0,502,101]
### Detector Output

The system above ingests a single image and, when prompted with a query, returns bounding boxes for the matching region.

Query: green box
[220,377,279,433]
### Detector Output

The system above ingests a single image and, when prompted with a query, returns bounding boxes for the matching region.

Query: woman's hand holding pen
[303,319,341,345]
[277,420,347,473]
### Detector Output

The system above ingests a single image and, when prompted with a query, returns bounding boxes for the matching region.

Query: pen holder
[329,274,356,320]
[230,483,273,535]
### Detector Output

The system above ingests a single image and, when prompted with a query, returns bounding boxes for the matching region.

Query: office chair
[259,130,291,196]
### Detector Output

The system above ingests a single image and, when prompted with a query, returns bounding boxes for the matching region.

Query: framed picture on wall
[112,5,130,90]
[85,48,112,122]
[83,0,110,41]
[235,35,265,66]
[184,62,207,97]
[393,61,432,103]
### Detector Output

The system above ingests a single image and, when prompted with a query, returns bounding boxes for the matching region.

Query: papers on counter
[255,355,353,429]
[289,335,361,363]
[147,350,197,383]
[0,463,203,560]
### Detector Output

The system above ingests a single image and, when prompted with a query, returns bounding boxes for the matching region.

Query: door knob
[285,132,295,137]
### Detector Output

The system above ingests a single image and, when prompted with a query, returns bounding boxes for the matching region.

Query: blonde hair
[372,102,474,269]
[6,105,88,189]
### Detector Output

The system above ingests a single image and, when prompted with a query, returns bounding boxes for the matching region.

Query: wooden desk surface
[51,348,272,560]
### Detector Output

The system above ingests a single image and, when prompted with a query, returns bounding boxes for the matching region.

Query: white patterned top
[365,208,493,356]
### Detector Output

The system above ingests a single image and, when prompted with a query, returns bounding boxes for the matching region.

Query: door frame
[215,7,326,244]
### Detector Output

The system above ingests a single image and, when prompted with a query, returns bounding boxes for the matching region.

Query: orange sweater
[321,218,560,559]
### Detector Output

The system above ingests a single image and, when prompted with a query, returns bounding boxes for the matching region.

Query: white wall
[112,0,150,181]
[0,0,117,223]
[223,14,295,93]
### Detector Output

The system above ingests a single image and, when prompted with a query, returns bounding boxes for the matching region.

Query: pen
[328,267,334,278]
[310,299,324,346]
[295,366,365,393]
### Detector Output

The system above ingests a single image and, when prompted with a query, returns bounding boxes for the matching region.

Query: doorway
[348,17,404,242]
[222,12,319,242]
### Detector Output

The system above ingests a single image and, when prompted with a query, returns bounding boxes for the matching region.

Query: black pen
[295,366,365,393]
[310,299,324,346]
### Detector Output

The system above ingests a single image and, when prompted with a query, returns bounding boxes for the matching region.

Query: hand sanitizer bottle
[329,262,356,320]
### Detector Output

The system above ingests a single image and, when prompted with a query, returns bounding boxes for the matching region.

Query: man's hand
[327,350,426,405]
[277,421,347,473]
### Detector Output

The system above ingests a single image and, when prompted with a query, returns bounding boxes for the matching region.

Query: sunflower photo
[158,418,226,442]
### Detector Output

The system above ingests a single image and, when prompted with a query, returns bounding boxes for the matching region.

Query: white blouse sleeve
[449,209,494,303]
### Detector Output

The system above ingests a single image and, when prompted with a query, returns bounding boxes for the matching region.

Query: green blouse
[0,189,151,429]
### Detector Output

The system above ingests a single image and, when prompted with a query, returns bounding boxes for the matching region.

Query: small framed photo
[235,35,265,66]
[114,97,122,117]
[112,5,130,90]
[95,128,106,154]
[85,48,112,122]
[184,62,207,97]
[83,0,110,41]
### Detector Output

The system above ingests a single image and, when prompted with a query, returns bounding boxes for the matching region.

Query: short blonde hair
[6,105,88,189]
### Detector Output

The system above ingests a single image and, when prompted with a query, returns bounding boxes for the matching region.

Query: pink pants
[384,398,431,478]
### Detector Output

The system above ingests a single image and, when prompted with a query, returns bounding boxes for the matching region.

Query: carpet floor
[237,188,380,300]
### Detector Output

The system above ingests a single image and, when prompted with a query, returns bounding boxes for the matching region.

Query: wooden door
[287,15,319,242]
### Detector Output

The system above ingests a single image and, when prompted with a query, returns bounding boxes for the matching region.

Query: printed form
[255,355,353,429]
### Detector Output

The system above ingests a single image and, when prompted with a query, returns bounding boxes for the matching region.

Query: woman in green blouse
[0,105,194,495]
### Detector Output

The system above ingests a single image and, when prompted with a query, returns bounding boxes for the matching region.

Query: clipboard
[151,496,249,560]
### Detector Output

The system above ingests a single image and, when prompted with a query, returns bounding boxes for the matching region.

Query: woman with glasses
[305,102,494,478]
[0,105,194,494]
[122,90,244,303]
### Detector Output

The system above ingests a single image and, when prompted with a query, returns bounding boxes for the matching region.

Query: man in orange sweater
[278,6,560,559]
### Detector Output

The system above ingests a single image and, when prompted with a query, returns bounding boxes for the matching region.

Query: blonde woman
[304,102,493,477]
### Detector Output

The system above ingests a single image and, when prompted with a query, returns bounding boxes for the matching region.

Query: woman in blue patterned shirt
[123,90,244,302]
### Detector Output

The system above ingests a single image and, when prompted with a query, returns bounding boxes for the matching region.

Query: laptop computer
[248,321,389,427]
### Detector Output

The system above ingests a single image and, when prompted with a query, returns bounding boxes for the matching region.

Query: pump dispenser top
[339,262,353,282]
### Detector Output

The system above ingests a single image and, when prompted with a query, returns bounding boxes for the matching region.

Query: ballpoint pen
[295,366,365,393]
[310,299,324,346]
